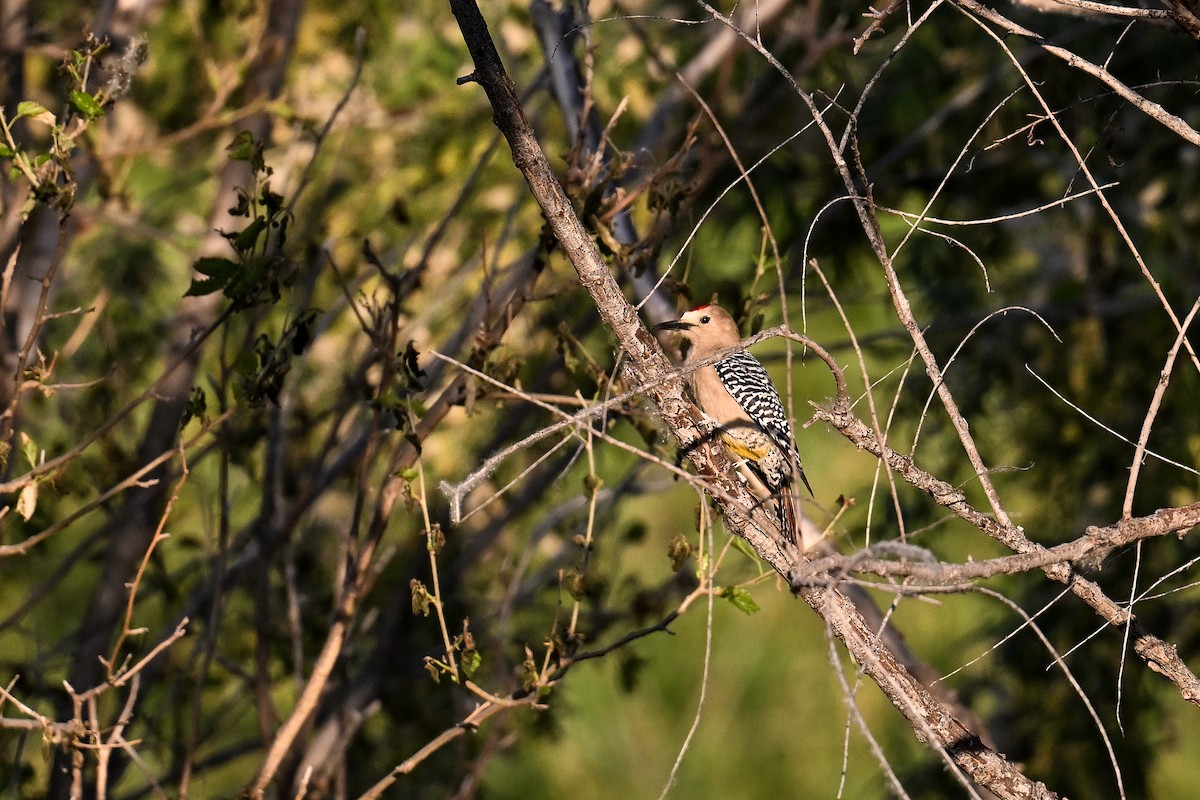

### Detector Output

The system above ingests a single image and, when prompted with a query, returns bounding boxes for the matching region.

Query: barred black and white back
[715,350,793,453]
[715,349,814,497]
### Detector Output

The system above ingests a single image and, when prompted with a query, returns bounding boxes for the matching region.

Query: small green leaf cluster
[184,132,295,309]
[233,308,321,406]
[0,34,143,216]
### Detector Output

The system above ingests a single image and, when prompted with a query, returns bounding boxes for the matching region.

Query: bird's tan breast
[688,364,747,427]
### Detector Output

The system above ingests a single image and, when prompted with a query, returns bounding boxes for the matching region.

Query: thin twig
[1122,297,1200,517]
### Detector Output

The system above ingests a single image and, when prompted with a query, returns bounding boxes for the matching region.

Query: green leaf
[460,648,481,678]
[375,389,402,411]
[193,257,238,278]
[68,89,105,119]
[729,535,761,563]
[19,432,37,469]
[16,101,47,118]
[183,276,226,297]
[185,258,241,297]
[181,386,207,428]
[719,585,761,615]
[226,130,265,171]
[233,217,267,251]
[232,351,258,375]
[0,144,13,158]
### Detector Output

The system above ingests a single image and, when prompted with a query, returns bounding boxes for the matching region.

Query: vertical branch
[418,460,460,680]
[105,453,188,678]
[565,426,600,642]
[1119,257,1200,518]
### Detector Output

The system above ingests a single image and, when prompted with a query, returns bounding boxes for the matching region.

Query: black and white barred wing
[714,350,793,451]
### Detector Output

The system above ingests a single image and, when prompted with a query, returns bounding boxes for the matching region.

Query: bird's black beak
[655,320,693,331]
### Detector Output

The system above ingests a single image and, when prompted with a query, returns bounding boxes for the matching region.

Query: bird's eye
[700,315,710,324]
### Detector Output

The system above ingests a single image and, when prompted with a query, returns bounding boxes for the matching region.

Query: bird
[656,304,812,544]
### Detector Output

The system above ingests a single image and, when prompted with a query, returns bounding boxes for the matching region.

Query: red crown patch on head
[689,304,712,312]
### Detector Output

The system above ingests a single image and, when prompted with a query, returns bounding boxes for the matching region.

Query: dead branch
[795,502,1200,586]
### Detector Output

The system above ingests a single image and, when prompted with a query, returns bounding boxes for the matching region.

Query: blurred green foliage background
[1,0,1199,797]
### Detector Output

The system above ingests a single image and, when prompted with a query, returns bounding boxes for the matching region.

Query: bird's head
[654,304,741,356]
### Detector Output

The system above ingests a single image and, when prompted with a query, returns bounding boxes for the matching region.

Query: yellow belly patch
[720,433,771,461]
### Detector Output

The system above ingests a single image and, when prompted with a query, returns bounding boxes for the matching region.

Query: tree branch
[956,0,1200,145]
[448,2,1059,796]
[811,396,1200,705]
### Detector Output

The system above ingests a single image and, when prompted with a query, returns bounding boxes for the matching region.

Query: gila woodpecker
[656,305,813,543]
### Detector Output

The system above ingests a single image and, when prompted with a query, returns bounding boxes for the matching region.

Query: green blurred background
[1,0,1199,797]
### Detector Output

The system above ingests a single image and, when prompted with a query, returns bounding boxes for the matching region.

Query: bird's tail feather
[797,464,814,498]
[777,484,797,545]
[741,459,802,545]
